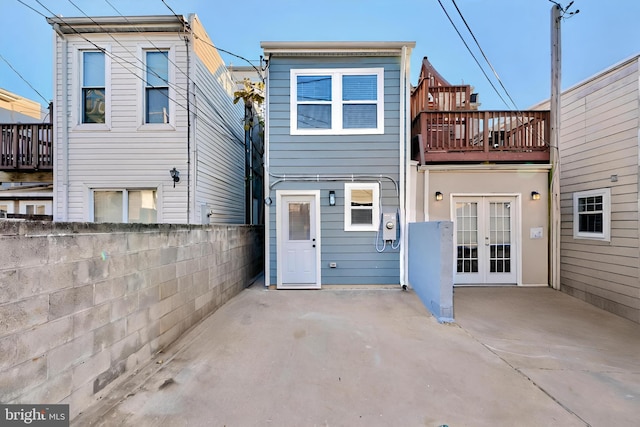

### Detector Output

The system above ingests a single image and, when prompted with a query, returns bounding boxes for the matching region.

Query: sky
[1,0,638,115]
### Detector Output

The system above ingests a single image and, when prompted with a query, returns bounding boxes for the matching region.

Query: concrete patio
[71,278,640,426]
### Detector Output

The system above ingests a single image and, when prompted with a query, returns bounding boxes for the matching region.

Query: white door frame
[450,193,522,286]
[276,190,321,289]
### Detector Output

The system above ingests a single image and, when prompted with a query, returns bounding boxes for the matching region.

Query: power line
[435,0,511,109]
[0,52,50,104]
[159,0,264,81]
[15,0,46,18]
[449,0,519,110]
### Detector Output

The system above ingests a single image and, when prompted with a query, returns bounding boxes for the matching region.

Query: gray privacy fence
[408,221,454,323]
[0,221,263,419]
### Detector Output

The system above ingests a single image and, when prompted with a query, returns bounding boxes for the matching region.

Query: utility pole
[550,3,561,290]
[549,1,578,290]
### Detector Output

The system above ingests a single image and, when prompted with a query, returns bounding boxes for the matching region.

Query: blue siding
[267,55,404,285]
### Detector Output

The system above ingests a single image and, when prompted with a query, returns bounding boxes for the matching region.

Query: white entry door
[454,196,517,285]
[277,193,320,289]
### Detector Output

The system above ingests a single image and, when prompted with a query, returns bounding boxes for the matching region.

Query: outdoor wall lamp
[435,191,443,201]
[170,168,180,188]
[531,191,541,200]
[329,190,336,206]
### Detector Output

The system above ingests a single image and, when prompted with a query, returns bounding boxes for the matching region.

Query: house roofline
[46,15,189,34]
[261,41,415,56]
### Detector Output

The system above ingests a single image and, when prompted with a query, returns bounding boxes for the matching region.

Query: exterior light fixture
[531,191,541,200]
[170,168,180,187]
[329,190,336,206]
[435,191,443,201]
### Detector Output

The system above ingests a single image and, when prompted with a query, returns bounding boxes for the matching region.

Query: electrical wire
[450,0,519,111]
[435,0,511,109]
[0,52,50,104]
[28,0,244,148]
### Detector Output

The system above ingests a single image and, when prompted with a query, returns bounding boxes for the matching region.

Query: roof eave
[46,15,188,34]
[261,41,415,56]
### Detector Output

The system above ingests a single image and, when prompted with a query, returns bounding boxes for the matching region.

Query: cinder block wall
[0,222,263,418]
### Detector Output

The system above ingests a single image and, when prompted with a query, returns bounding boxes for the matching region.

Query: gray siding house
[261,42,415,288]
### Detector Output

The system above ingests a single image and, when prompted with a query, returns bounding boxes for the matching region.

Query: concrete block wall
[0,222,263,419]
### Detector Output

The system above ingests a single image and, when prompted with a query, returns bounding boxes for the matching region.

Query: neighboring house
[47,14,246,224]
[0,183,53,217]
[0,88,53,217]
[410,57,551,286]
[535,54,640,323]
[0,88,48,123]
[261,41,415,288]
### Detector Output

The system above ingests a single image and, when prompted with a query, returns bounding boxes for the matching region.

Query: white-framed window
[81,50,106,124]
[344,183,380,231]
[92,189,158,223]
[145,50,170,124]
[573,188,610,241]
[290,68,384,135]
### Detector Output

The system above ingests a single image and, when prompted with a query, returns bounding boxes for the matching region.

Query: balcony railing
[411,80,473,112]
[411,110,550,164]
[0,124,53,171]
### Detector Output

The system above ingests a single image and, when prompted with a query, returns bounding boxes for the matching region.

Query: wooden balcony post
[483,111,489,153]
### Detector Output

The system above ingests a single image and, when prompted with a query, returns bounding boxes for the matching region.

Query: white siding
[52,18,246,225]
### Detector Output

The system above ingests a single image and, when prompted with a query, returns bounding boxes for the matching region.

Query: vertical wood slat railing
[415,110,550,151]
[0,123,53,171]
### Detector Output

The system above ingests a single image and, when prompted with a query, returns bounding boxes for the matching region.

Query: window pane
[94,191,123,223]
[146,88,169,123]
[297,76,331,101]
[350,189,373,206]
[83,52,105,87]
[297,104,331,129]
[83,88,106,123]
[343,104,377,128]
[146,51,169,87]
[579,213,603,233]
[342,75,377,101]
[128,190,157,223]
[289,202,310,240]
[351,209,373,225]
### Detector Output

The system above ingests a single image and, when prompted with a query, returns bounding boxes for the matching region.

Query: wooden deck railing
[411,79,473,112]
[411,110,550,163]
[0,123,53,171]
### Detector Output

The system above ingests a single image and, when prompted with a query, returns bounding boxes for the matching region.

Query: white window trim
[73,44,111,131]
[137,45,176,130]
[573,188,611,241]
[344,182,380,232]
[89,187,160,223]
[290,67,384,136]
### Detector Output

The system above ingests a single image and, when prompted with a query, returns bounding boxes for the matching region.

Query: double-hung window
[82,51,106,124]
[344,183,380,231]
[145,51,170,124]
[93,189,158,223]
[573,188,610,241]
[291,68,384,135]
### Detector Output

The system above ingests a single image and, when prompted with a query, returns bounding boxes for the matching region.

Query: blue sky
[1,0,638,114]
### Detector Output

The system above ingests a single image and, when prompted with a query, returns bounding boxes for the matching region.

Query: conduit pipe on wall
[268,173,399,197]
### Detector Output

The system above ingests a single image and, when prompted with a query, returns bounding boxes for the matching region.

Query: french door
[454,196,517,285]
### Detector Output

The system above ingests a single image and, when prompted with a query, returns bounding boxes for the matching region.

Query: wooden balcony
[411,110,550,164]
[1,123,53,172]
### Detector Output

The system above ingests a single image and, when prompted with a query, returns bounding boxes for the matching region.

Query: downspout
[53,24,69,221]
[263,55,271,287]
[185,33,191,224]
[399,45,408,288]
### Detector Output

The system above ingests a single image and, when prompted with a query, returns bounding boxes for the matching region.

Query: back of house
[261,41,414,289]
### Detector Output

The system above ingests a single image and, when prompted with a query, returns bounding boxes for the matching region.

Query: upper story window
[573,188,610,241]
[290,68,384,135]
[145,51,170,124]
[82,51,106,124]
